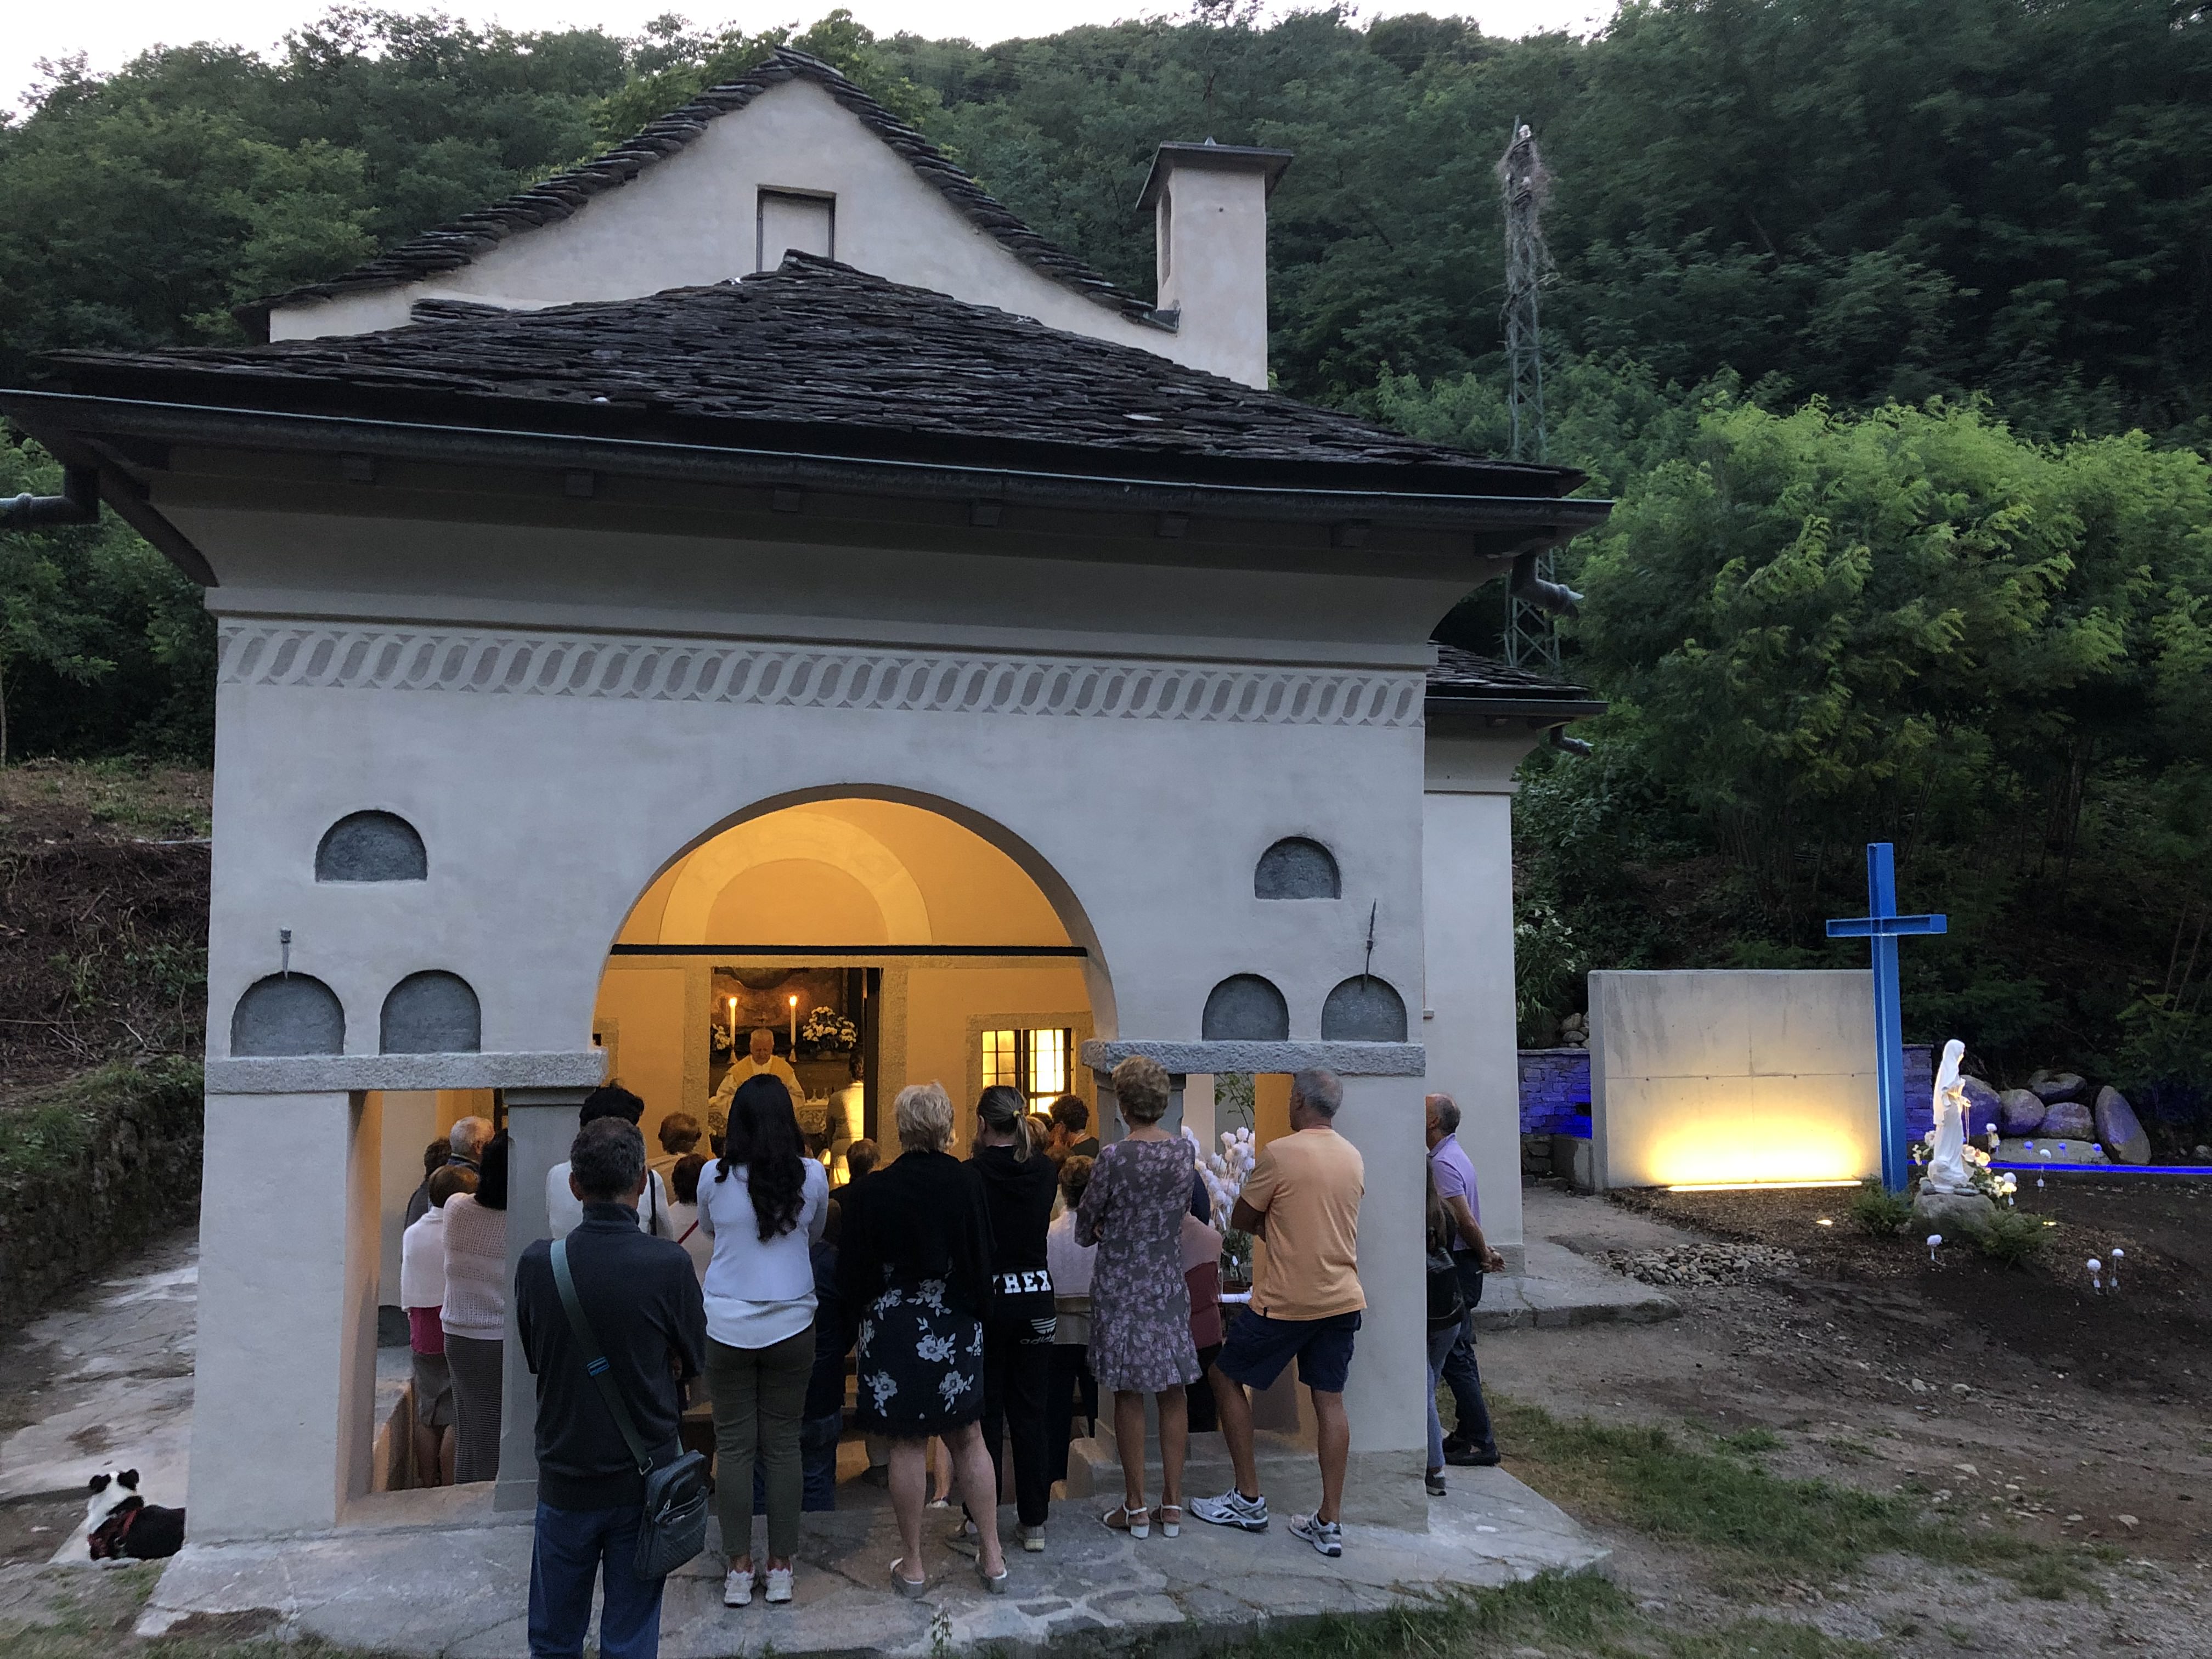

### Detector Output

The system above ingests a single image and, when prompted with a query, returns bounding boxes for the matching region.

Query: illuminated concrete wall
[1588,969,1881,1189]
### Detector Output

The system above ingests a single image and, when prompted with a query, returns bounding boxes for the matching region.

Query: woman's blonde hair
[977,1085,1039,1160]
[1111,1055,1172,1124]
[894,1081,956,1154]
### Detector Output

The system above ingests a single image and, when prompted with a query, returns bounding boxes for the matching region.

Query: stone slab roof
[1427,644,1603,708]
[52,258,1589,497]
[241,49,1159,333]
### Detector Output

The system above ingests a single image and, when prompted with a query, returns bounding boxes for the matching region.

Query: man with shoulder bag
[517,1118,708,1659]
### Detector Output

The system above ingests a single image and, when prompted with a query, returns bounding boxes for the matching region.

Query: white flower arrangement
[799,1006,858,1052]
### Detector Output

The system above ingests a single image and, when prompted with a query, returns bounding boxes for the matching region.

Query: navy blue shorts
[1216,1308,1361,1395]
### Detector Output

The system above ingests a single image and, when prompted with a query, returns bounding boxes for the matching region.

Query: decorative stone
[2028,1070,2086,1103]
[1999,1088,2047,1134]
[2094,1086,2151,1165]
[1961,1074,2001,1128]
[2041,1099,2095,1141]
[1996,1136,2107,1164]
[1911,1186,1999,1244]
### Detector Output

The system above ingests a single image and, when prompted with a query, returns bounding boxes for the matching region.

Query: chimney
[1138,139,1293,390]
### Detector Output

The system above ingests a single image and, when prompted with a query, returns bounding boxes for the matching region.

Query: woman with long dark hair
[441,1130,509,1484]
[699,1075,829,1608]
[957,1085,1060,1554]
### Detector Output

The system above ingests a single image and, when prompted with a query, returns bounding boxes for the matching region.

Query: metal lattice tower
[1499,121,1561,673]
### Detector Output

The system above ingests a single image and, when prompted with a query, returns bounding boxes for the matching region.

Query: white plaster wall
[1589,969,1881,1188]
[267,80,1233,379]
[1421,727,1538,1251]
[1156,166,1271,387]
[190,1092,380,1538]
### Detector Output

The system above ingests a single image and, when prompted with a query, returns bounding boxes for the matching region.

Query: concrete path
[0,1234,199,1532]
[135,1467,1604,1657]
[1472,1188,1684,1332]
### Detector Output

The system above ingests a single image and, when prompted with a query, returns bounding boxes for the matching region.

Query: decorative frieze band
[217,625,1426,728]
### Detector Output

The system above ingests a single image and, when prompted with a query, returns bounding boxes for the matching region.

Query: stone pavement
[1472,1190,1684,1333]
[133,1466,1604,1657]
[0,1235,198,1525]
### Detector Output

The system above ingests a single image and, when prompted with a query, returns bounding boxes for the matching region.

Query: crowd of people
[395,1042,1504,1659]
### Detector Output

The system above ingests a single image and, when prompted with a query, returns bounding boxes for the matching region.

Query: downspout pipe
[1,465,99,529]
[1547,724,1593,758]
[1511,549,1583,616]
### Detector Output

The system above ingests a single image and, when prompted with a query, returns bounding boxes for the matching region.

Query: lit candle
[789,994,799,1051]
[727,996,738,1045]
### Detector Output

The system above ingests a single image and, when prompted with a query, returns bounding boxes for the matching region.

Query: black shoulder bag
[550,1237,709,1578]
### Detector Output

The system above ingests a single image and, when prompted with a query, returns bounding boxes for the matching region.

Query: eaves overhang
[1,388,1615,585]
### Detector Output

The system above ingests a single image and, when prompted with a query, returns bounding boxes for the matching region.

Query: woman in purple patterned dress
[1075,1056,1200,1539]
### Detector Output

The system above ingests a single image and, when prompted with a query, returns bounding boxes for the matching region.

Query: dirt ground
[1485,1182,2212,1657]
[0,759,210,1090]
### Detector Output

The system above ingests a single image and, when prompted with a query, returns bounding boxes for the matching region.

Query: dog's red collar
[89,1501,141,1559]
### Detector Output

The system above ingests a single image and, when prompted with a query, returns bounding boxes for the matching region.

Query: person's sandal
[1154,1504,1182,1538]
[889,1560,927,1598]
[1102,1504,1150,1539]
[945,1517,980,1555]
[976,1559,1010,1595]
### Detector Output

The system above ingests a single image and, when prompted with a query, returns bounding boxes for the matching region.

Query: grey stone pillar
[494,1088,591,1512]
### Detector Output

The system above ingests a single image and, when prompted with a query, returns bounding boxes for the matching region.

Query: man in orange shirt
[1191,1068,1364,1558]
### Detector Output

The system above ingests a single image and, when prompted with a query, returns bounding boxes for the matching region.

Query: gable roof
[241,48,1160,338]
[62,257,1593,500]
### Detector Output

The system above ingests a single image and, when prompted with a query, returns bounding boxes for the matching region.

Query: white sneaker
[723,1567,754,1607]
[1189,1487,1269,1532]
[763,1566,794,1604]
[1289,1512,1343,1558]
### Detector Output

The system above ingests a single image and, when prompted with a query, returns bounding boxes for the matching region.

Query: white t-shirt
[698,1156,830,1349]
[664,1199,712,1284]
[545,1164,672,1240]
[399,1203,446,1310]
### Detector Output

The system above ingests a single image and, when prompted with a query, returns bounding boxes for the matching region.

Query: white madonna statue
[1923,1039,1978,1195]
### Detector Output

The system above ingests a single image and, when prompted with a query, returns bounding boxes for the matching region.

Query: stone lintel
[1081,1039,1425,1077]
[203,1050,607,1094]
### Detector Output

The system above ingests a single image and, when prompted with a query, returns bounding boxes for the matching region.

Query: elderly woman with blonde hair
[1076,1056,1201,1538]
[837,1082,1009,1595]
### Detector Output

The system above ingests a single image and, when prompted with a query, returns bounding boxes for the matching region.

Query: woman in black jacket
[838,1082,1009,1595]
[961,1085,1060,1554]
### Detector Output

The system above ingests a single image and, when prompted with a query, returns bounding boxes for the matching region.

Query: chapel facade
[2,50,1603,1541]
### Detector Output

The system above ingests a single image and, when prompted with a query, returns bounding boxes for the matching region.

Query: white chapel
[2,50,1605,1539]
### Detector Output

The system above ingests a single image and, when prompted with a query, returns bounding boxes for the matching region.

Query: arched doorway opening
[592,795,1107,1168]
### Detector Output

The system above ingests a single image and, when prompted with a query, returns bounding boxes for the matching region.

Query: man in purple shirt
[1425,1094,1503,1466]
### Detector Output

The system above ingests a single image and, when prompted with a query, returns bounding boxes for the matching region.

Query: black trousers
[979,1313,1054,1527]
[1440,1251,1497,1455]
[1047,1344,1097,1483]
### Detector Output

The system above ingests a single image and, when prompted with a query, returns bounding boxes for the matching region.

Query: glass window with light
[981,1026,1074,1109]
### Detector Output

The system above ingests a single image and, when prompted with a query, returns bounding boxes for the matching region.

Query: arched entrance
[592,794,1108,1163]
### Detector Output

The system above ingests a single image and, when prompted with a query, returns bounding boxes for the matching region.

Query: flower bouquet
[799,1006,858,1056]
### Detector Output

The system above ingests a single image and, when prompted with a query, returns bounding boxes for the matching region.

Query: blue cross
[1826,842,1946,1192]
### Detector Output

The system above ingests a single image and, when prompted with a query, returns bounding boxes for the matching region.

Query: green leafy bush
[1975,1208,2053,1268]
[1848,1184,1912,1235]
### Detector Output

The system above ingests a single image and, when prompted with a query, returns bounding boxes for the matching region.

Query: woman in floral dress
[838,1082,1010,1594]
[1076,1055,1200,1538]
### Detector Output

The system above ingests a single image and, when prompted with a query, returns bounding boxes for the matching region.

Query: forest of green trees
[1,2,2208,1111]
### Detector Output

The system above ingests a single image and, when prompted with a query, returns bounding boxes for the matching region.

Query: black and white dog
[83,1469,186,1562]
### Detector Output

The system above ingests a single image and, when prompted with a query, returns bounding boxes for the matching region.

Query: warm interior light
[1644,1116,1871,1188]
[1666,1178,1864,1192]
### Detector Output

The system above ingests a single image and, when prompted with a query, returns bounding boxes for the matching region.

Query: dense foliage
[1,2,2208,1094]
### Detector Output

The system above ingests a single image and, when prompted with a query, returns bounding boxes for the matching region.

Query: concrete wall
[1588,970,1881,1189]
[1153,162,1270,387]
[268,78,1251,381]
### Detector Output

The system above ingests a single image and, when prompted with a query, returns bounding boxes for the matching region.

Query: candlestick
[727,996,738,1046]
[789,994,798,1051]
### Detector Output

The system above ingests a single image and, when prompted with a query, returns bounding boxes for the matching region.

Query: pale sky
[5,1,1617,110]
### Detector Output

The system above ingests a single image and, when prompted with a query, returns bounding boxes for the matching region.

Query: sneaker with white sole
[723,1568,754,1607]
[1189,1488,1269,1532]
[1018,1523,1046,1553]
[763,1566,794,1605]
[1289,1513,1342,1558]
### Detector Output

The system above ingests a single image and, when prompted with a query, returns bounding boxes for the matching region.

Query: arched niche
[1255,837,1340,900]
[1203,974,1290,1041]
[1321,975,1407,1042]
[316,811,427,883]
[231,974,345,1056]
[381,970,482,1054]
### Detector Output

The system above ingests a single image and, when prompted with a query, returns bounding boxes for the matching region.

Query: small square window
[979,1026,1074,1110]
